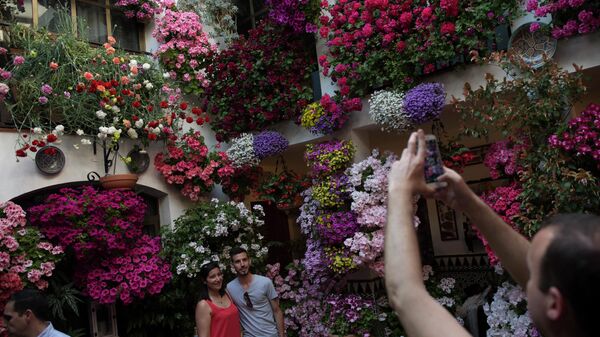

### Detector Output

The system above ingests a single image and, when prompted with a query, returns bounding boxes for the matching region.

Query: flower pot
[99,173,138,190]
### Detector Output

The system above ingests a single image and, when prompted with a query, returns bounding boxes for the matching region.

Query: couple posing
[195,247,285,337]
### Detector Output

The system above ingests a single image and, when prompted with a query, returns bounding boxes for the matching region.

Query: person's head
[3,289,50,337]
[526,213,600,337]
[198,262,225,300]
[229,247,251,277]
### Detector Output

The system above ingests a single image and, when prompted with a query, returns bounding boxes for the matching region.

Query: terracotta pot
[99,173,138,190]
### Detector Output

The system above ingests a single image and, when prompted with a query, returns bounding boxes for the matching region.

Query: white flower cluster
[436,296,456,308]
[225,133,259,168]
[368,90,412,133]
[483,281,538,337]
[438,277,456,294]
[173,199,266,279]
[199,0,238,39]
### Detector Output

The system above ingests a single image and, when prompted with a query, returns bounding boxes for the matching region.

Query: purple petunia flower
[403,82,446,124]
[253,130,289,159]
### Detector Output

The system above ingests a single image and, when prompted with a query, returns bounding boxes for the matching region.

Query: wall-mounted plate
[35,146,65,174]
[508,22,557,69]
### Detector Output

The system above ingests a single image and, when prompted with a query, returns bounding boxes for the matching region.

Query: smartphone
[423,134,444,184]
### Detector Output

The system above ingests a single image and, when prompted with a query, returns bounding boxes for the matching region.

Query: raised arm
[385,130,471,337]
[194,300,211,337]
[435,169,531,287]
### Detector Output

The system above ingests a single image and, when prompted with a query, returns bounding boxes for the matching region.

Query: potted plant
[114,0,160,22]
[257,169,311,210]
[0,201,63,293]
[1,16,214,185]
[28,186,172,305]
[152,4,217,95]
[1,15,182,173]
[154,130,235,201]
[205,21,315,141]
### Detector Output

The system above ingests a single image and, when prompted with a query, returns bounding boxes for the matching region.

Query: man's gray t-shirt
[227,275,278,337]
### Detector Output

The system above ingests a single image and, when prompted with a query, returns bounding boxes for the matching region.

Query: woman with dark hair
[195,261,241,337]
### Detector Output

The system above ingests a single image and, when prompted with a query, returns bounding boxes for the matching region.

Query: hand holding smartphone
[423,134,444,184]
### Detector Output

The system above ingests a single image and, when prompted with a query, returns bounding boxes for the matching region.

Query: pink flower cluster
[477,183,523,265]
[0,272,22,304]
[344,150,421,275]
[83,236,171,304]
[154,130,235,201]
[265,261,329,337]
[153,8,217,94]
[483,139,528,179]
[0,49,14,101]
[28,186,145,259]
[1,201,62,293]
[28,187,171,304]
[548,103,600,170]
[344,229,385,275]
[115,0,160,22]
[527,0,600,39]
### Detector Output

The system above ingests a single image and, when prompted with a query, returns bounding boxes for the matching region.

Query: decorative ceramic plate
[35,146,65,174]
[508,22,557,69]
[127,147,150,174]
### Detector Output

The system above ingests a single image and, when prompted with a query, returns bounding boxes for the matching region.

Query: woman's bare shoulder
[195,299,211,312]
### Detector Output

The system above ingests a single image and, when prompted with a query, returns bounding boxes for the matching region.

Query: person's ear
[24,309,34,321]
[545,286,565,320]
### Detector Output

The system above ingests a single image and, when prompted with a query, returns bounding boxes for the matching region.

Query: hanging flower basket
[99,173,138,190]
[276,195,304,211]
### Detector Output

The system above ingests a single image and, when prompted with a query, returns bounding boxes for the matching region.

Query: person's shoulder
[47,323,70,337]
[254,274,275,288]
[226,278,239,289]
[196,299,212,313]
[254,274,272,284]
[53,329,71,337]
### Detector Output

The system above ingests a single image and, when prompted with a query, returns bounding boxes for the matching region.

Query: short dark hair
[539,213,600,337]
[9,289,50,322]
[198,262,225,301]
[229,246,248,260]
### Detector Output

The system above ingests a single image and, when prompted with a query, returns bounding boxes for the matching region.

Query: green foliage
[117,279,201,337]
[46,278,83,321]
[4,10,166,145]
[455,53,600,235]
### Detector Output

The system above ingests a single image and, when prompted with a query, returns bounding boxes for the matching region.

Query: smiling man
[3,290,70,337]
[385,130,600,337]
[226,247,285,337]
